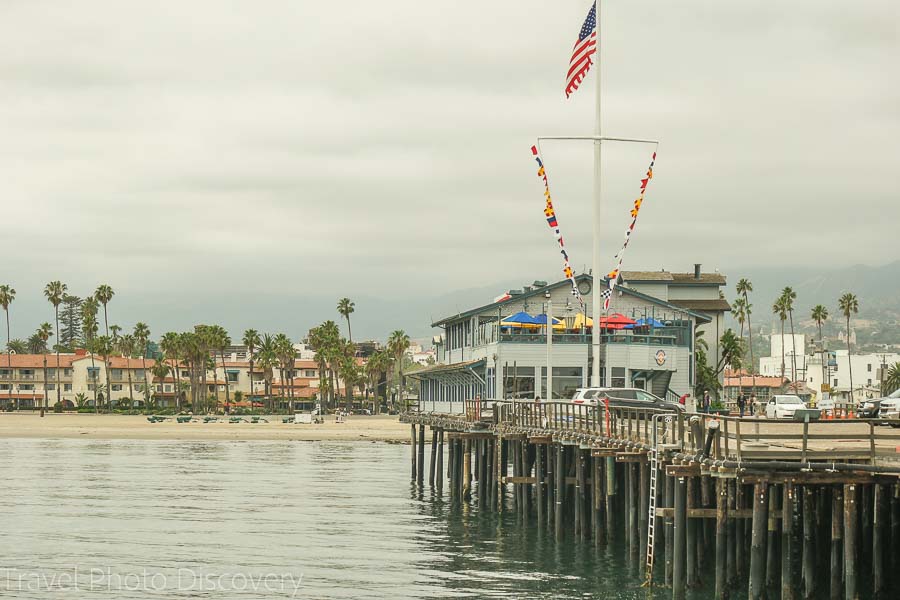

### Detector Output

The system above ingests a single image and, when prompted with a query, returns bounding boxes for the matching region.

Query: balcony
[499,333,678,346]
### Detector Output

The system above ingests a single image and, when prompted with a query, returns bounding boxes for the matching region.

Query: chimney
[694,263,701,279]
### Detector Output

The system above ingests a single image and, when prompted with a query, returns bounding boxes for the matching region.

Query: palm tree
[81,298,100,411]
[215,325,233,411]
[388,330,411,410]
[94,335,114,410]
[44,280,67,408]
[150,360,171,407]
[736,278,755,397]
[36,323,53,417]
[365,349,390,413]
[772,297,788,379]
[242,329,261,404]
[337,298,355,343]
[811,304,829,394]
[0,285,15,408]
[886,363,900,395]
[7,339,26,354]
[133,322,151,404]
[118,333,136,407]
[160,332,182,411]
[274,334,295,413]
[256,334,278,412]
[780,287,798,383]
[94,285,114,409]
[193,325,214,413]
[838,293,859,401]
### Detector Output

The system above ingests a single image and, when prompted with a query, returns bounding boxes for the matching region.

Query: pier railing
[407,399,900,464]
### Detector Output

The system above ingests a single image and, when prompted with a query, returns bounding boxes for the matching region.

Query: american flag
[565,3,597,98]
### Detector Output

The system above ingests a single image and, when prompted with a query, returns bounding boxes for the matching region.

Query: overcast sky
[1,0,897,341]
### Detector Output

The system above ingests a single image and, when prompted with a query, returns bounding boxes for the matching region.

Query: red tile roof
[0,354,79,368]
[724,375,788,389]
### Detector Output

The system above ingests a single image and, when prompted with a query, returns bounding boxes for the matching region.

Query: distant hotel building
[412,267,729,410]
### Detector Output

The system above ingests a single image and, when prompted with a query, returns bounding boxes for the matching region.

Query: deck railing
[412,399,898,464]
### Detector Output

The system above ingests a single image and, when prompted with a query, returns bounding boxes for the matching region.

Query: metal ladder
[644,414,670,586]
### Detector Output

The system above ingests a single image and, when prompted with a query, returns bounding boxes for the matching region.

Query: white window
[112,384,123,392]
[64,384,72,392]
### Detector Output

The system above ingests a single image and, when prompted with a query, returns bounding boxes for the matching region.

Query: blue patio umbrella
[500,311,539,328]
[532,314,562,325]
[625,317,665,329]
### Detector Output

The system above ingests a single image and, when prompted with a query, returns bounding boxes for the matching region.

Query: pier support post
[639,459,649,563]
[462,438,472,502]
[555,443,564,542]
[429,429,438,487]
[673,476,687,600]
[535,443,544,527]
[410,424,417,481]
[715,478,727,600]
[831,485,843,600]
[735,483,745,583]
[577,449,586,542]
[749,481,768,600]
[873,484,885,599]
[545,442,554,528]
[727,479,737,586]
[803,486,816,599]
[844,483,858,600]
[436,429,444,496]
[606,457,616,540]
[665,472,675,586]
[783,482,795,600]
[766,484,779,589]
[686,476,698,588]
[593,455,605,545]
[417,425,425,487]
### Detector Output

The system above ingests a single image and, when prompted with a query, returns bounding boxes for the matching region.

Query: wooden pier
[403,400,900,599]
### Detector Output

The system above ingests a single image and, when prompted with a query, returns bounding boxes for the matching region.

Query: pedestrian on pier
[737,393,746,417]
[703,390,711,413]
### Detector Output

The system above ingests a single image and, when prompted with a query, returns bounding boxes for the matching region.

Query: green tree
[151,359,171,407]
[133,322,151,403]
[365,349,389,413]
[736,278,755,396]
[811,304,829,392]
[242,329,261,403]
[772,296,788,379]
[94,285,115,411]
[94,335,114,411]
[256,334,278,412]
[715,329,744,376]
[388,330,411,410]
[160,332,182,411]
[885,363,900,395]
[780,287,798,383]
[44,280,67,408]
[28,333,48,354]
[118,333,136,406]
[838,293,859,398]
[337,298,355,343]
[59,294,83,351]
[36,322,53,417]
[274,333,295,412]
[7,339,26,354]
[0,285,15,406]
[81,298,100,411]
[209,325,232,411]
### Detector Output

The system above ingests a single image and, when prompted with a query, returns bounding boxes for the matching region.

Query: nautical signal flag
[565,3,597,98]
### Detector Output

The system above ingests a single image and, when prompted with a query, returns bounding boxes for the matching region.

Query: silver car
[877,389,900,426]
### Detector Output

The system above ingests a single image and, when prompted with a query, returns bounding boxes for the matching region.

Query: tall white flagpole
[590,0,603,387]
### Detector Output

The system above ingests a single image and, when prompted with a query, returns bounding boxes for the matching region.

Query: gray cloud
[0,0,897,340]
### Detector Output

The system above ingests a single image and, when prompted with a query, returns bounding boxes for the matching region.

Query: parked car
[765,395,807,419]
[857,398,884,419]
[876,389,900,426]
[571,387,683,412]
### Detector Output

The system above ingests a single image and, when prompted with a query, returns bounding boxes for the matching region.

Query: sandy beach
[0,413,410,442]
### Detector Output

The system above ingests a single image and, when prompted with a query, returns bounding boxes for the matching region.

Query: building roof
[668,299,732,312]
[620,271,727,285]
[723,375,788,389]
[0,354,80,368]
[432,274,711,328]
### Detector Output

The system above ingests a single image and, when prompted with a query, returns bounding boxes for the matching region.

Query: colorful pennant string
[531,145,584,307]
[602,151,658,310]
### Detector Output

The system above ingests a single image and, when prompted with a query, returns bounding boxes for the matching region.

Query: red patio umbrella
[598,313,637,330]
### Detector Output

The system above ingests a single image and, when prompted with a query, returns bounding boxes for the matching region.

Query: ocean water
[0,438,714,599]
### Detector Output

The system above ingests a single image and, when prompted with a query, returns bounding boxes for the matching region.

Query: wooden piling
[749,481,768,600]
[535,443,544,526]
[766,484,779,589]
[436,429,444,496]
[727,479,737,587]
[593,455,605,545]
[417,425,425,487]
[686,476,698,588]
[429,429,438,487]
[735,483,745,583]
[673,476,687,600]
[462,438,472,501]
[639,460,649,563]
[622,461,631,550]
[803,486,816,599]
[832,485,843,600]
[782,482,795,600]
[715,478,727,600]
[410,424,417,481]
[665,473,675,586]
[844,483,858,600]
[555,443,564,542]
[874,484,885,598]
[577,449,586,542]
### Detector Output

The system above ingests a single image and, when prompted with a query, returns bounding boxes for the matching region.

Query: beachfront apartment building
[412,272,717,412]
[0,351,341,410]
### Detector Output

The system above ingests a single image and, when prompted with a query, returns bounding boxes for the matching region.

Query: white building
[803,349,900,401]
[412,273,713,412]
[759,334,808,381]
